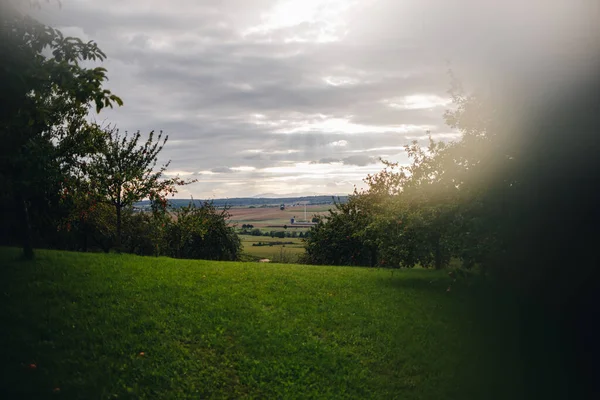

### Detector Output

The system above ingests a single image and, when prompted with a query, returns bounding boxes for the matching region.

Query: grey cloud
[341,155,377,167]
[311,157,340,164]
[210,167,235,174]
[30,0,596,198]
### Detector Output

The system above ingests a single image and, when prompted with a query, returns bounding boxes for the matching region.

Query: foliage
[121,211,163,256]
[361,138,459,269]
[79,126,194,248]
[303,195,376,267]
[163,201,241,261]
[303,75,500,271]
[0,3,122,258]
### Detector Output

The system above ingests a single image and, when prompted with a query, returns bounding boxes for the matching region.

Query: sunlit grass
[0,248,567,399]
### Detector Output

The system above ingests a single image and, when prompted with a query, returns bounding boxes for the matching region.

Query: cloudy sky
[31,0,598,198]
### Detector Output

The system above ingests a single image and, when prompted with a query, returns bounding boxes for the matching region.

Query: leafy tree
[362,137,461,269]
[80,126,194,249]
[303,195,376,266]
[121,210,163,256]
[57,177,115,252]
[164,201,241,261]
[0,2,122,258]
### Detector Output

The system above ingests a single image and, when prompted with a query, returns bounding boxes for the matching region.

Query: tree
[57,176,114,252]
[80,126,194,249]
[0,3,122,258]
[362,137,462,269]
[303,195,377,267]
[164,201,241,261]
[433,68,600,394]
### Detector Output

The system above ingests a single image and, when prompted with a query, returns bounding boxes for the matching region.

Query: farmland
[228,204,331,228]
[0,247,569,399]
[240,235,305,262]
[228,204,331,261]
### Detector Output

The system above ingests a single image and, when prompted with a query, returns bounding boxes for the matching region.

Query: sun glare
[386,95,452,110]
[277,117,428,135]
[244,0,358,42]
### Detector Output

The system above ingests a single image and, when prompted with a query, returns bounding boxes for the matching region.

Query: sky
[30,0,599,198]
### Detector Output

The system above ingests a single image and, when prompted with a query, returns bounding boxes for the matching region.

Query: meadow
[240,235,305,262]
[0,247,571,399]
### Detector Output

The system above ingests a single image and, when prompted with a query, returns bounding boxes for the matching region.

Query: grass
[0,247,571,399]
[240,235,305,261]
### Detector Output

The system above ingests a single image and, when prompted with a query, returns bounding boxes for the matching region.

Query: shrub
[303,196,376,267]
[163,201,241,261]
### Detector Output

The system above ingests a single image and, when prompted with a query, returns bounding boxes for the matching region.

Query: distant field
[240,235,305,262]
[228,205,331,228]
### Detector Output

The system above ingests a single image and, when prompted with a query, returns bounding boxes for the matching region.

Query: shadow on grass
[379,272,576,400]
[374,272,454,293]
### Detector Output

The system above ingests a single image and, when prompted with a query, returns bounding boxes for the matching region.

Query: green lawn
[0,248,569,399]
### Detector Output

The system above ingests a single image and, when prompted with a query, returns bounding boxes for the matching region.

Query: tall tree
[0,2,122,258]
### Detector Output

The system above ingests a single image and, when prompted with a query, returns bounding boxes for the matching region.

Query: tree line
[0,3,241,261]
[303,71,600,310]
[302,66,600,392]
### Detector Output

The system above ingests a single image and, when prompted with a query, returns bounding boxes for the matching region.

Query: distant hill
[251,192,349,199]
[135,195,348,209]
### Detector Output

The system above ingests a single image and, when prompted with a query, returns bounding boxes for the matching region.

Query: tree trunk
[18,195,34,259]
[116,204,122,252]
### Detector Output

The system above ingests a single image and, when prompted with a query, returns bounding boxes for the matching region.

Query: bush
[163,201,241,261]
[303,197,376,267]
[121,211,162,256]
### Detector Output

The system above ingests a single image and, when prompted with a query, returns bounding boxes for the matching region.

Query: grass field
[0,248,570,399]
[240,235,305,262]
